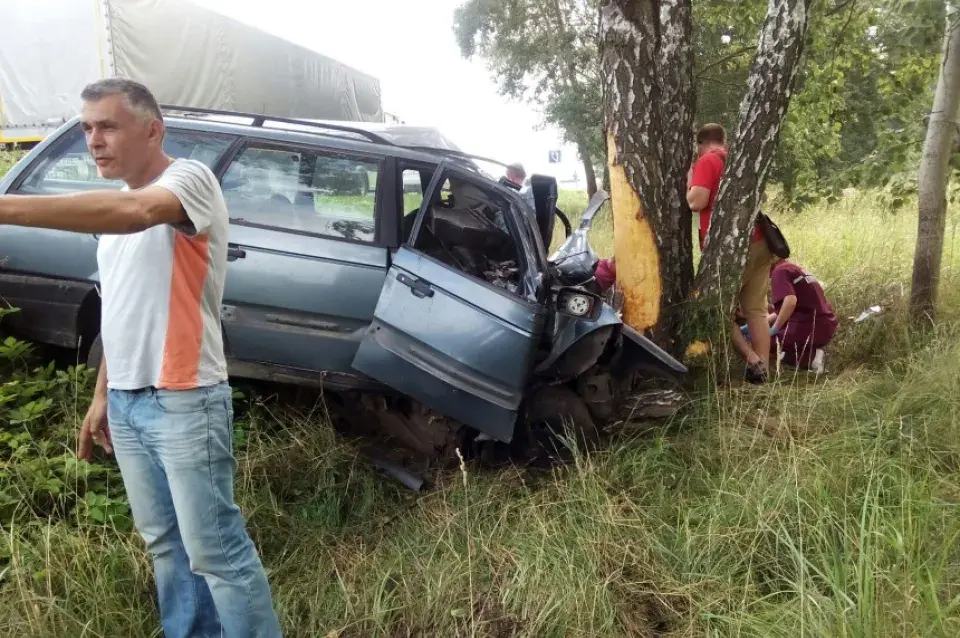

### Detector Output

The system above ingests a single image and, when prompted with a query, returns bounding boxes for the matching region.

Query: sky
[188,0,586,186]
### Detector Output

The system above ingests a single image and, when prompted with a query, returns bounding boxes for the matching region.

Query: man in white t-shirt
[0,79,281,637]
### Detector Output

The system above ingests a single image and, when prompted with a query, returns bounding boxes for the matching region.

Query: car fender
[0,272,100,350]
[614,323,688,378]
[535,303,622,380]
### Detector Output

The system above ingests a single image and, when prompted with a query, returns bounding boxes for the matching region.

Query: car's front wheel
[520,385,599,465]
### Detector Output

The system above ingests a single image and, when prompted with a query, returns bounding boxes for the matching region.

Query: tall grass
[1,158,960,635]
[3,349,959,636]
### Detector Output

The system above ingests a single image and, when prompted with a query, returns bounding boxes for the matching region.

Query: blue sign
[548,150,561,164]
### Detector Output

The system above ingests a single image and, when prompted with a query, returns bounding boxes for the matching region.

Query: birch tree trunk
[691,0,812,317]
[910,5,960,325]
[600,0,696,355]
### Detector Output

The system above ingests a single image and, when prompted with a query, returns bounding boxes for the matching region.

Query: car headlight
[564,293,592,316]
[557,288,599,318]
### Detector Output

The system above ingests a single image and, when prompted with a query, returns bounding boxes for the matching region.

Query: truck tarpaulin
[0,0,383,144]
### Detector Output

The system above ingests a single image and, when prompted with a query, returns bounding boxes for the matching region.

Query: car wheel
[521,385,599,465]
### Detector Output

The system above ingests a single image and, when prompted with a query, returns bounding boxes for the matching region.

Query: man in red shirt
[768,258,837,371]
[688,123,775,382]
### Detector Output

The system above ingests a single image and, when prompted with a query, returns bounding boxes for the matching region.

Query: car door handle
[227,245,246,261]
[397,272,434,298]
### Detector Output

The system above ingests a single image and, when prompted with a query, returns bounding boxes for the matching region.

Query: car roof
[156,107,497,173]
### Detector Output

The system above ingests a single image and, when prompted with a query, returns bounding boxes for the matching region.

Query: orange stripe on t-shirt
[158,233,210,389]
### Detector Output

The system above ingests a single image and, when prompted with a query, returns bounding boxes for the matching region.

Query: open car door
[351,162,548,443]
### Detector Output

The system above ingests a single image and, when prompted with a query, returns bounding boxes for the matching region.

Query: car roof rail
[413,147,509,171]
[158,104,394,146]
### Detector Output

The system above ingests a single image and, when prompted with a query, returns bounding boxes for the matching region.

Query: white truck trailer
[0,0,383,146]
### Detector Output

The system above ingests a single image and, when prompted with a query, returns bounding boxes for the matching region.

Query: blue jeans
[108,381,282,638]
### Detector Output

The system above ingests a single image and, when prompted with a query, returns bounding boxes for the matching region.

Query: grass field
[2,148,960,636]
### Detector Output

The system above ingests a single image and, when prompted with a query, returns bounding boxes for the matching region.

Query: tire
[522,385,599,464]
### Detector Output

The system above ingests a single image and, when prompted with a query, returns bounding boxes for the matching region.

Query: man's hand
[78,397,112,461]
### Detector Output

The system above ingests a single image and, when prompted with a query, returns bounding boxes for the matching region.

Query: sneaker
[810,349,825,374]
[745,363,767,385]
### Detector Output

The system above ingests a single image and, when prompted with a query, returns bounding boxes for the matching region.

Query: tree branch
[826,0,858,17]
[699,76,745,89]
[695,45,755,78]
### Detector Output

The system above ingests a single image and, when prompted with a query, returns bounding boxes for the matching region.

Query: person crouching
[767,257,837,373]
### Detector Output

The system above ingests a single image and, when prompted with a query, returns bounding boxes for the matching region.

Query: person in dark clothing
[767,257,838,372]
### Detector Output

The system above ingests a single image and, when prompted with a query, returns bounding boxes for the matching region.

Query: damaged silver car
[0,106,686,487]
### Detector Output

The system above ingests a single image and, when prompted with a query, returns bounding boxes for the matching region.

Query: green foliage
[453,0,604,168]
[0,149,26,177]
[456,0,949,204]
[692,0,948,205]
[0,192,959,634]
[777,0,946,203]
[0,308,131,538]
[693,0,768,131]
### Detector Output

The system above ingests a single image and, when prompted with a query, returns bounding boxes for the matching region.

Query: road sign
[548,150,561,164]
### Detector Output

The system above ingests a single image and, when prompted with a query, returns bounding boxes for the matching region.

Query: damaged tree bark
[910,4,960,325]
[692,0,813,317]
[600,0,696,356]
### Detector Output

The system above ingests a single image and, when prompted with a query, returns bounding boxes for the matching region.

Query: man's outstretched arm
[0,187,187,234]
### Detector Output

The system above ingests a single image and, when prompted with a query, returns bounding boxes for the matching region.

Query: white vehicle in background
[0,0,383,148]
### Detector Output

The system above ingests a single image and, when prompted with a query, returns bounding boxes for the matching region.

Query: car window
[401,169,425,214]
[14,126,234,195]
[410,170,523,295]
[222,144,380,243]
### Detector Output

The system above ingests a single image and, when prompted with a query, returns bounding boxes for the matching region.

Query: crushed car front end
[491,178,688,461]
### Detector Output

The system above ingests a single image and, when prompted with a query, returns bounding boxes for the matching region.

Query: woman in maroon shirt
[767,257,838,371]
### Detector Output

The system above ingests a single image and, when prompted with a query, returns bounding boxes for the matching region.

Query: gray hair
[81,77,163,122]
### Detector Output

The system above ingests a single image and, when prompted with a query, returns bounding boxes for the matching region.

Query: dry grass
[2,154,960,635]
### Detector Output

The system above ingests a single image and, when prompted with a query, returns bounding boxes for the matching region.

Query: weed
[2,153,959,635]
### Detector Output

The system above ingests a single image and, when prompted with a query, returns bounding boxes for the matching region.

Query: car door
[351,162,548,443]
[217,139,391,379]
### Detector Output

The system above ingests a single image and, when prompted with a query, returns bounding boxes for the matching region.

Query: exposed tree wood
[692,0,813,316]
[910,4,960,325]
[599,0,696,355]
[607,132,661,330]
